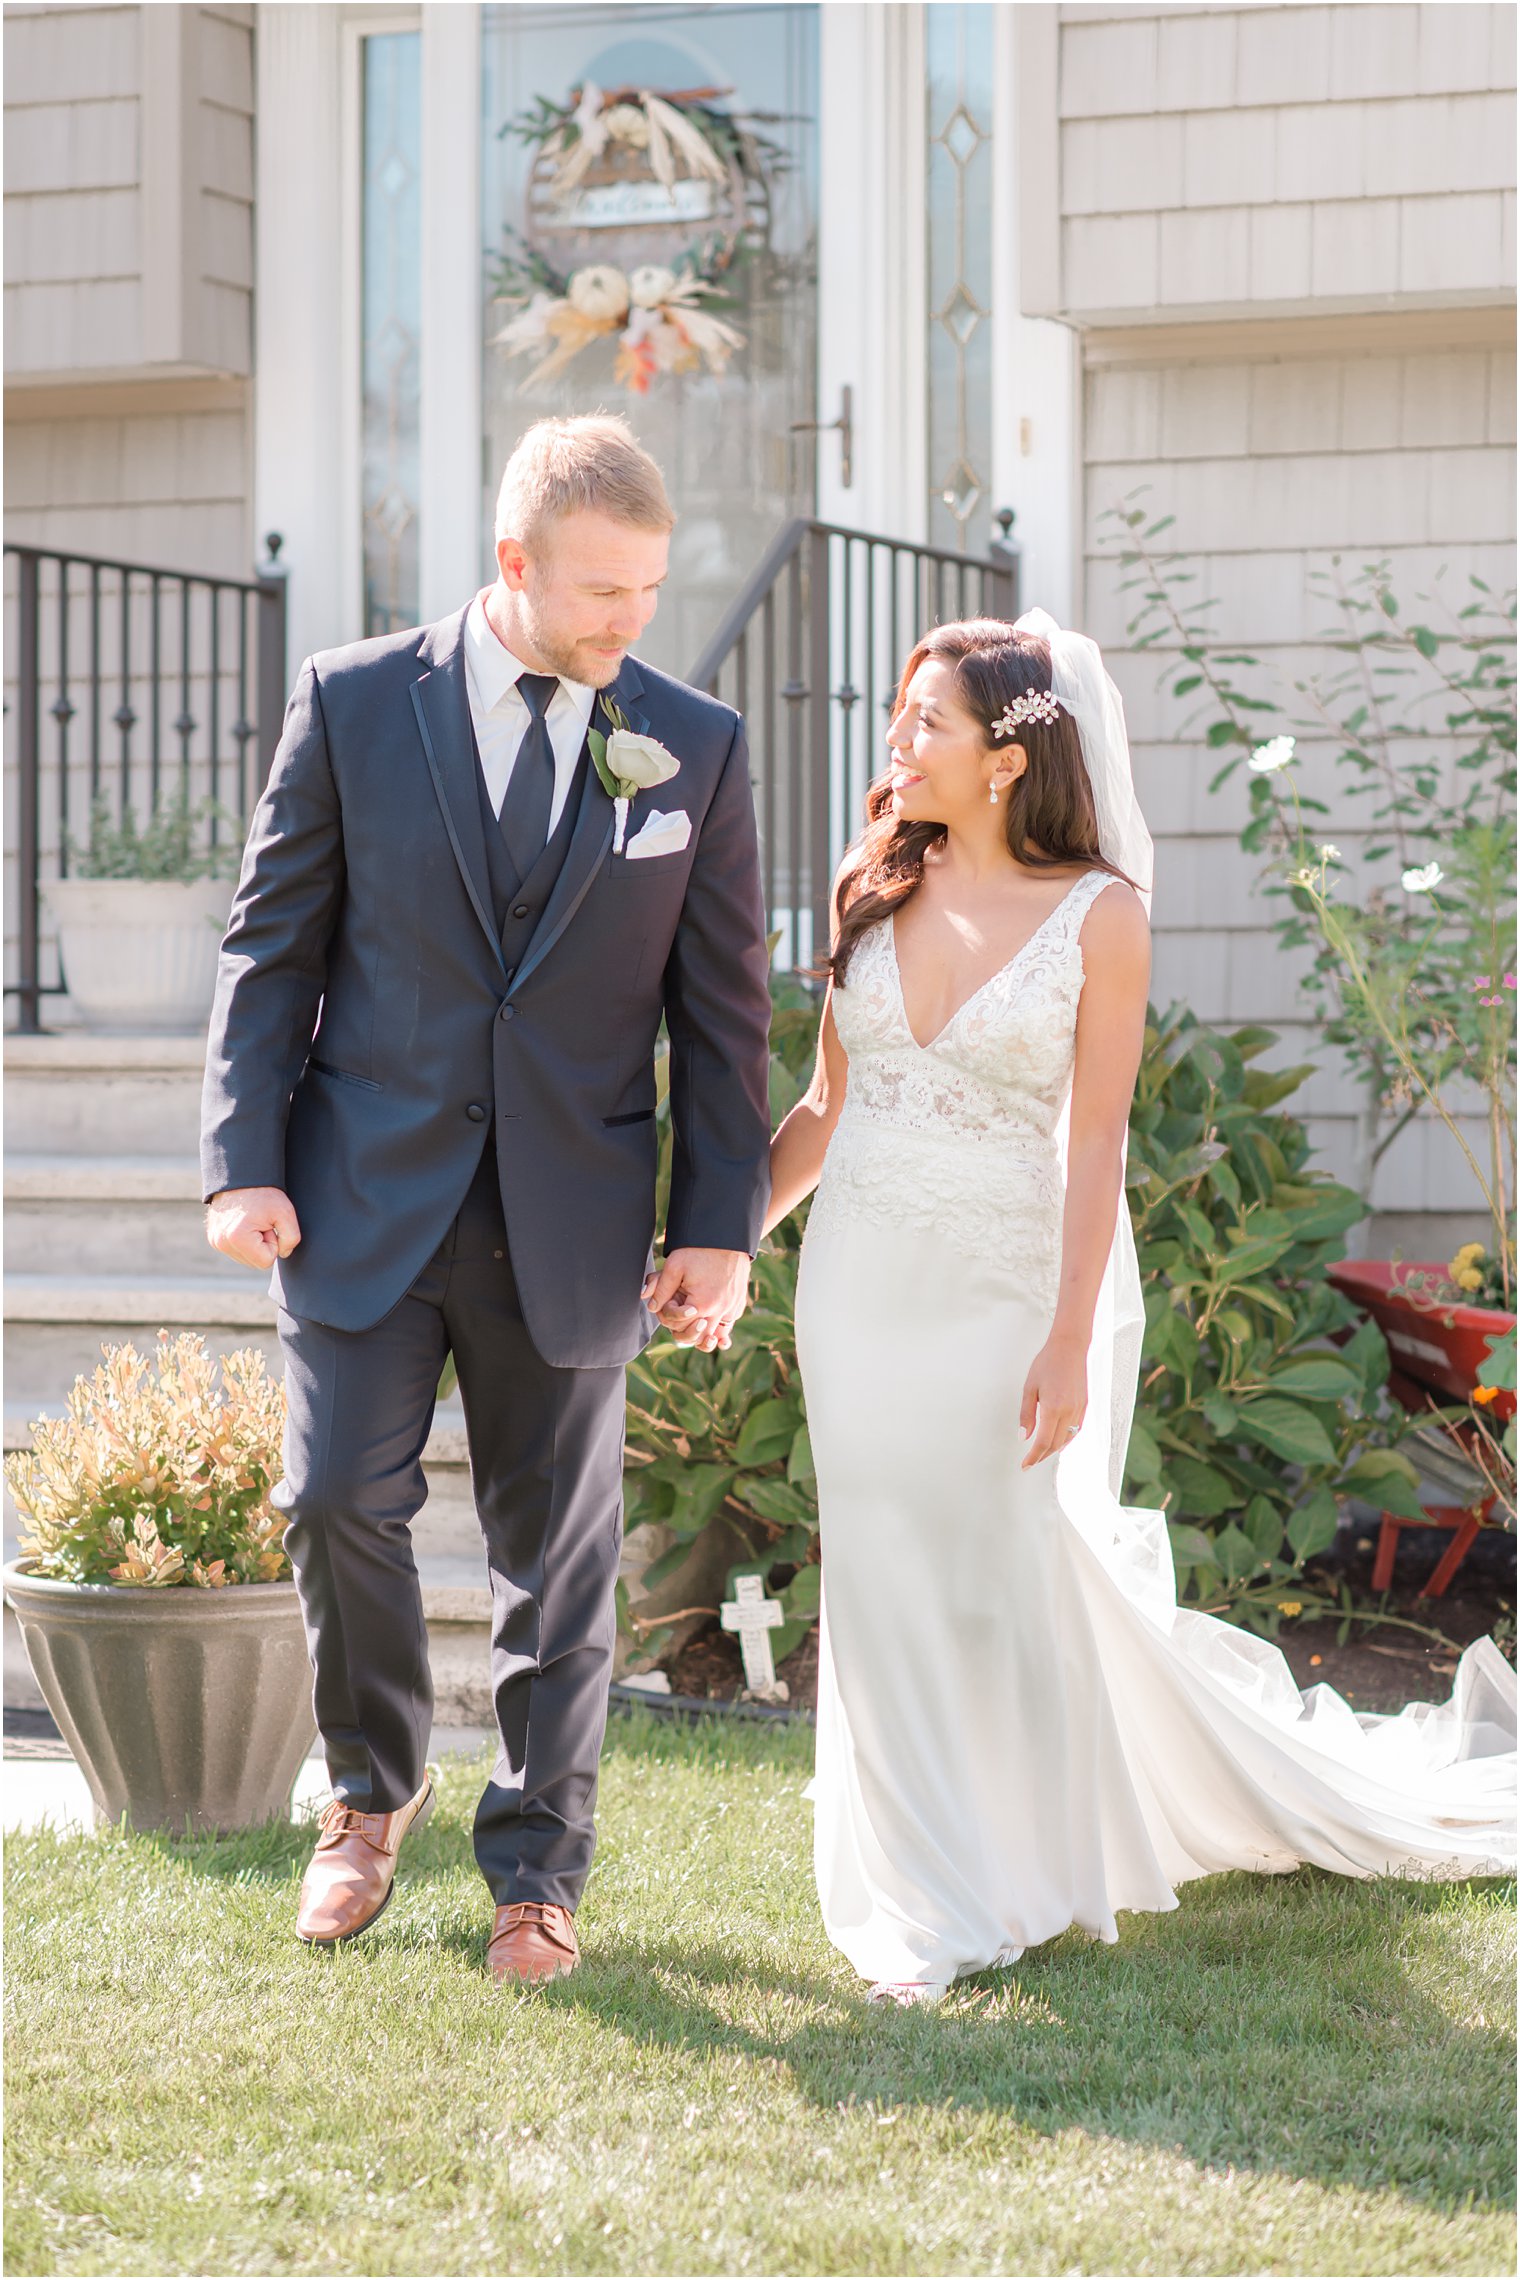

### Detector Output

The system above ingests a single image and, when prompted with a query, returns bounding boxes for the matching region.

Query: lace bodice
[808,869,1123,1297]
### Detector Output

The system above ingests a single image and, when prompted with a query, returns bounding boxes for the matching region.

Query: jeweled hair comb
[991,688,1064,739]
[991,687,1064,739]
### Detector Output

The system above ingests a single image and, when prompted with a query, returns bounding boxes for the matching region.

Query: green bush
[1125,1004,1424,1630]
[621,966,820,1664]
[620,984,1424,1657]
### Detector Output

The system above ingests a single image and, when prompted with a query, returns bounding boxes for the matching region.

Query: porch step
[4,1273,281,1407]
[4,1031,209,1156]
[4,1155,238,1278]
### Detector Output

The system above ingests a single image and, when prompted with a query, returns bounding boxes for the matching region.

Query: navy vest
[471,724,591,981]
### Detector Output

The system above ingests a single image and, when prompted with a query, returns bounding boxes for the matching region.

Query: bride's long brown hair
[826,618,1140,985]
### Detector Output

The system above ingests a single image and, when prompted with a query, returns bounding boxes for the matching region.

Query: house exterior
[4,0,1516,1248]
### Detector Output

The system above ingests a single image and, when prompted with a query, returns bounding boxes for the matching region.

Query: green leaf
[1125,1418,1164,1483]
[787,1423,815,1485]
[783,1562,821,1620]
[1478,1324,1516,1392]
[1202,1391,1239,1437]
[1339,1449,1429,1521]
[1168,1455,1241,1518]
[666,1465,738,1536]
[1411,624,1439,659]
[1287,1488,1339,1561]
[1234,1398,1338,1466]
[1212,1522,1268,1580]
[1243,1494,1285,1561]
[1263,1356,1362,1399]
[742,1476,815,1527]
[734,1398,800,1467]
[1166,1521,1219,1570]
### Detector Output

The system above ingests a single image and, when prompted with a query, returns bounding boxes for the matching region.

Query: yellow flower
[1449,1242,1485,1271]
[1277,1600,1303,1617]
[1455,1268,1484,1292]
[1472,1384,1500,1408]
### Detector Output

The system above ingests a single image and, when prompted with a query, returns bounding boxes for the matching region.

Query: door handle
[791,385,853,488]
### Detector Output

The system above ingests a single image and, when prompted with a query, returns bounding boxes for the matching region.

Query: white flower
[629,264,679,310]
[565,265,630,323]
[1248,735,1297,773]
[1401,862,1444,893]
[606,728,680,793]
[1318,843,1341,862]
[603,102,650,147]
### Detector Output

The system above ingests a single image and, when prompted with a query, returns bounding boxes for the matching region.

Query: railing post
[14,547,42,1032]
[255,532,288,794]
[807,527,832,971]
[988,507,1021,622]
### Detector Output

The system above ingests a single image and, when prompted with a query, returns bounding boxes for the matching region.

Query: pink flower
[1472,976,1492,989]
[1505,973,1517,989]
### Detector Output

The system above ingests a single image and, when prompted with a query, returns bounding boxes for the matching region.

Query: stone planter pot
[1327,1260,1516,1421]
[1,1563,316,1833]
[42,875,233,1032]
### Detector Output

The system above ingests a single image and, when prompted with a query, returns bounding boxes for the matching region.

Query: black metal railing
[4,538,287,1030]
[690,514,1020,968]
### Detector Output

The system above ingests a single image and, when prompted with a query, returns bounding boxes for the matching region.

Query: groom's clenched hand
[205,1186,303,1270]
[643,1248,751,1353]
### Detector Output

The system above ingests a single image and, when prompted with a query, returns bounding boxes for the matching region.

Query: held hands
[205,1186,302,1270]
[1019,1331,1088,1469]
[643,1247,752,1353]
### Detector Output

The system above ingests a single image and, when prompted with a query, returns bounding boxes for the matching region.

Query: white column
[253,4,348,667]
[418,2,484,619]
[816,2,927,540]
[992,4,1078,625]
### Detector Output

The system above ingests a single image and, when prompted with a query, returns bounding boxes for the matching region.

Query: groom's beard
[518,600,627,689]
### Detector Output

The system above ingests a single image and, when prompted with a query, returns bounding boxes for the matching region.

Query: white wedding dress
[794,868,1517,1991]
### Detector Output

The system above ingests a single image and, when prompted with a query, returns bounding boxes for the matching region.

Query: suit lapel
[507,657,652,1001]
[410,609,505,973]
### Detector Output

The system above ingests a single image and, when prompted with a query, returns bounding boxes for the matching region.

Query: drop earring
[988,784,999,805]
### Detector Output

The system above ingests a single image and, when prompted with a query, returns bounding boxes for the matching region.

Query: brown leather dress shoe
[296,1777,435,1946]
[487,1901,579,1986]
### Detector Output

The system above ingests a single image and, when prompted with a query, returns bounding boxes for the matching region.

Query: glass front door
[481,2,819,678]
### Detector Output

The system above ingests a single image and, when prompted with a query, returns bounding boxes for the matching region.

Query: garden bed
[659,1527,1515,1718]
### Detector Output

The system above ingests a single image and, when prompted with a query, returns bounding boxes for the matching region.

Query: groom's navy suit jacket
[200,605,773,1368]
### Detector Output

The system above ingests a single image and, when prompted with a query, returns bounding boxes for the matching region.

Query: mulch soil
[660,1523,1515,1718]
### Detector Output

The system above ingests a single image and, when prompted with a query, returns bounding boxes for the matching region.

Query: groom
[201,414,772,1982]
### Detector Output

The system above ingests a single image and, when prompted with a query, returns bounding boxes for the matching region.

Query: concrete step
[4,1032,208,1157]
[5,1273,282,1406]
[4,1155,241,1277]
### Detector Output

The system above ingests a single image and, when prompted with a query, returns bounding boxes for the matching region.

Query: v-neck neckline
[888,872,1098,1054]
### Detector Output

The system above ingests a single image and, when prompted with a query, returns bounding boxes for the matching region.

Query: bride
[765,609,1516,2005]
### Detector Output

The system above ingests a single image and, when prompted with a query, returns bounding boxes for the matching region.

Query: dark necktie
[495,671,558,880]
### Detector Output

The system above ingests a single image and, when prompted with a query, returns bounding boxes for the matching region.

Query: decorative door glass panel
[361,31,422,635]
[926,3,993,559]
[481,3,818,677]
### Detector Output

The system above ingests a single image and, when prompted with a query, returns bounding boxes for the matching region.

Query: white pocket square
[623,808,692,860]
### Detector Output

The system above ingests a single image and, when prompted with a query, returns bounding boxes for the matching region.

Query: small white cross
[720,1573,786,1700]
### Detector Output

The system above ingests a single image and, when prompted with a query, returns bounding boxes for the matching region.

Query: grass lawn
[5,1710,1515,2278]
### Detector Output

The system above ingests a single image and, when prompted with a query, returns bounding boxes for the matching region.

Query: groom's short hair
[495,415,675,551]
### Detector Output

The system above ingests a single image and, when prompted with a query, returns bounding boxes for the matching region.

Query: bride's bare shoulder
[1078,874,1151,960]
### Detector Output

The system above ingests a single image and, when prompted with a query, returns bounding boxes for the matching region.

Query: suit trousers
[275,1142,628,1907]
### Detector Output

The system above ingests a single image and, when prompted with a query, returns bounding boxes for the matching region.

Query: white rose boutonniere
[590,699,681,852]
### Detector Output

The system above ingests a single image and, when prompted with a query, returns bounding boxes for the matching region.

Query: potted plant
[42,790,239,1031]
[2,1334,314,1834]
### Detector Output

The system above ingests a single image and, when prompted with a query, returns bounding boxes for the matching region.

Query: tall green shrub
[621,982,1421,1651]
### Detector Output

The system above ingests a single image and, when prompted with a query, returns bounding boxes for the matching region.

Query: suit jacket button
[499,1004,515,1022]
[466,1102,487,1122]
[512,903,530,920]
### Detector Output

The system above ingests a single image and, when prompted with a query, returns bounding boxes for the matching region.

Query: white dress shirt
[462,592,598,836]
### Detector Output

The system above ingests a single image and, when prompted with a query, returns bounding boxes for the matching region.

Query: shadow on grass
[115,1717,1516,2218]
[537,1882,1517,2217]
